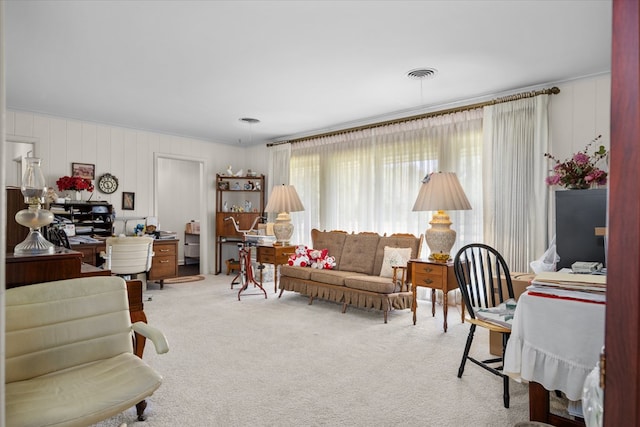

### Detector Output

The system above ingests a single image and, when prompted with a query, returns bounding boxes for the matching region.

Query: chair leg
[502,332,510,408]
[458,324,476,378]
[503,374,510,408]
[136,399,147,421]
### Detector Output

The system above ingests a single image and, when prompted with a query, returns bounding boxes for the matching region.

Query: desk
[504,292,605,425]
[409,259,463,332]
[256,244,295,293]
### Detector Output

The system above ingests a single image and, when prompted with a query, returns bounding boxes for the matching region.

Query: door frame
[605,0,640,425]
[153,152,208,275]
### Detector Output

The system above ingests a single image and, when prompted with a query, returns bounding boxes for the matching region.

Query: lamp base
[425,210,456,263]
[14,204,55,255]
[273,214,294,246]
[14,229,55,255]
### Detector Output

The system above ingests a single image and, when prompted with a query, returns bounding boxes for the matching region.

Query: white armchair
[5,276,169,425]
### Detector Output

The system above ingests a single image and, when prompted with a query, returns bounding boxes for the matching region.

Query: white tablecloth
[504,291,605,401]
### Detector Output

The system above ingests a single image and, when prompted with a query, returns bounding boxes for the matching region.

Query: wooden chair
[453,243,515,408]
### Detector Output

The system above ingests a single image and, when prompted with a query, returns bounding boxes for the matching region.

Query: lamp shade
[264,184,304,245]
[264,184,305,214]
[412,172,471,262]
[412,172,472,212]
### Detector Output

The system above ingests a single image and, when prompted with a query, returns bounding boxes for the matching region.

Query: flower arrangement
[56,176,94,192]
[544,135,608,189]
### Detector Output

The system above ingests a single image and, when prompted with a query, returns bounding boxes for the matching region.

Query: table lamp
[14,157,55,254]
[412,172,471,262]
[264,184,305,245]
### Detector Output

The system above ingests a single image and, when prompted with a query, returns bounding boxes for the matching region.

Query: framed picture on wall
[71,163,95,180]
[122,192,135,210]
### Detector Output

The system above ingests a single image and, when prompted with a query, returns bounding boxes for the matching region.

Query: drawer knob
[160,260,169,263]
[160,249,170,252]
[423,278,433,285]
[424,267,433,273]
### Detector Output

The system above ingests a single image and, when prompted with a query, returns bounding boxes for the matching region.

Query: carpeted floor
[94,274,538,426]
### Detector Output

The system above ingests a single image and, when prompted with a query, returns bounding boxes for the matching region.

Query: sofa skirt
[280,276,413,313]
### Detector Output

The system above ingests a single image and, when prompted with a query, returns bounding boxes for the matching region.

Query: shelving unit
[184,232,200,265]
[215,173,265,274]
[49,202,114,237]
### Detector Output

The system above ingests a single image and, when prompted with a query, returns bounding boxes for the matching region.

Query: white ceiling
[5,1,612,147]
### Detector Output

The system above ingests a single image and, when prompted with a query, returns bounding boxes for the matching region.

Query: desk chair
[453,243,515,408]
[102,236,154,282]
[47,226,71,249]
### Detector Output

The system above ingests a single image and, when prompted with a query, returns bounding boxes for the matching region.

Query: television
[555,188,607,270]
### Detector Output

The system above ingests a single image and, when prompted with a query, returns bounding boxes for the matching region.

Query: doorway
[154,153,207,275]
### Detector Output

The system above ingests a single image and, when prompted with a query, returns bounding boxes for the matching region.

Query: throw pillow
[379,246,412,278]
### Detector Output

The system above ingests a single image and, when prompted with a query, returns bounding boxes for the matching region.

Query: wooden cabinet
[148,239,178,288]
[409,259,463,332]
[49,202,114,238]
[215,174,265,274]
[256,244,296,293]
[6,187,29,252]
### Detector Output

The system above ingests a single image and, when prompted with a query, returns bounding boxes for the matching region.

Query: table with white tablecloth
[504,290,605,424]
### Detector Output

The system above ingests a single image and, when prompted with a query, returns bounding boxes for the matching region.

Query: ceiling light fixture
[407,67,438,105]
[238,117,260,144]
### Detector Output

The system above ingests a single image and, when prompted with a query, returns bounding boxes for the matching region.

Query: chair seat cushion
[345,275,398,294]
[308,269,366,286]
[6,353,162,427]
[280,265,312,280]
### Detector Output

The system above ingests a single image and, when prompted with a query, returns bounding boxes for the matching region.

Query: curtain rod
[267,86,560,147]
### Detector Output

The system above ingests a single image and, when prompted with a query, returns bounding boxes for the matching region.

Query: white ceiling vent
[407,68,438,80]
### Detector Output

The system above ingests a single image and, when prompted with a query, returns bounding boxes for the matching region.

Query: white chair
[102,236,155,281]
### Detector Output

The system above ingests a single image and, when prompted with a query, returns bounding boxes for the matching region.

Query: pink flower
[544,135,608,189]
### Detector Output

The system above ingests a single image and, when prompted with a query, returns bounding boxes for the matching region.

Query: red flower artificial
[56,176,94,192]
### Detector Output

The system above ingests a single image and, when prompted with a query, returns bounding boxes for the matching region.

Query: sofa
[5,276,169,426]
[279,229,422,322]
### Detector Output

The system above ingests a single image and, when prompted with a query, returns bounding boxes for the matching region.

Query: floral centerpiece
[56,176,94,195]
[544,135,608,189]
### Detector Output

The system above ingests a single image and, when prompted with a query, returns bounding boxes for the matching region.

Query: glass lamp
[412,172,472,262]
[264,184,305,245]
[14,157,55,254]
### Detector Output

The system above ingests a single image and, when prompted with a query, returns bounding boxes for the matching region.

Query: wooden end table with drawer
[409,259,464,332]
[148,239,179,289]
[256,244,296,293]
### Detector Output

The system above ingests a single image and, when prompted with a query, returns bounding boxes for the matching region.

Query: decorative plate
[97,173,119,194]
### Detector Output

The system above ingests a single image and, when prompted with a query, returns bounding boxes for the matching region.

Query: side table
[409,259,464,332]
[256,244,296,293]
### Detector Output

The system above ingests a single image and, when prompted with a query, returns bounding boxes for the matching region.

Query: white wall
[5,111,269,274]
[5,74,610,273]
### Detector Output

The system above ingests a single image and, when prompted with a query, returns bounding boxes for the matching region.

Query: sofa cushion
[311,229,347,267]
[344,275,398,294]
[379,246,412,278]
[308,269,367,286]
[373,234,421,276]
[280,265,313,280]
[339,232,381,274]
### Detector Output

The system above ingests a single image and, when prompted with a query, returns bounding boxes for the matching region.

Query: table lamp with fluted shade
[264,184,305,245]
[412,172,472,262]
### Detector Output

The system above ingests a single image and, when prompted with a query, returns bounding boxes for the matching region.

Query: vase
[567,183,590,190]
[74,191,81,201]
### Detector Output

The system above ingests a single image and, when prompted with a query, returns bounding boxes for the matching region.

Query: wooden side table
[409,259,464,332]
[256,244,295,293]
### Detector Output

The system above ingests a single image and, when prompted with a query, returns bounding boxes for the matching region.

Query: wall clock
[97,173,119,194]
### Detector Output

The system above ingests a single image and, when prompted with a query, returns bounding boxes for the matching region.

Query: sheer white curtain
[289,109,484,255]
[482,96,550,272]
[265,144,291,222]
